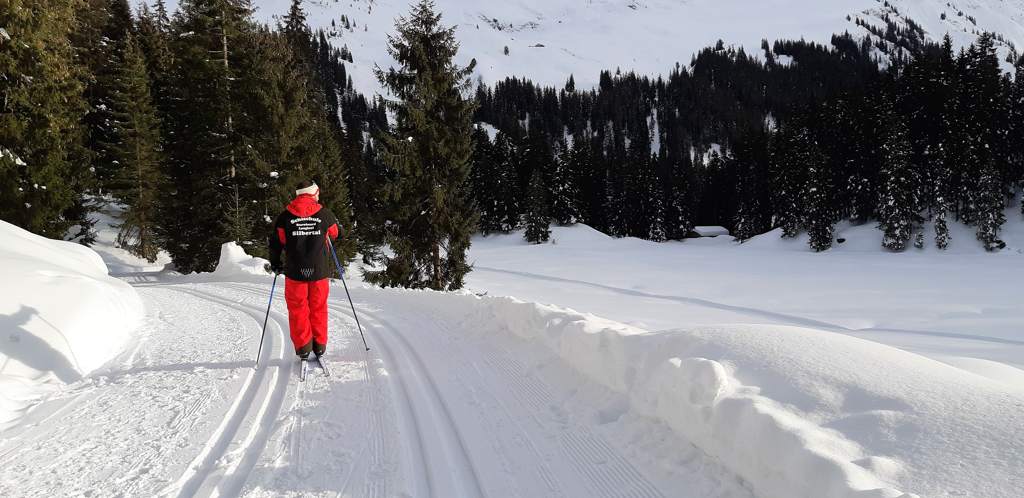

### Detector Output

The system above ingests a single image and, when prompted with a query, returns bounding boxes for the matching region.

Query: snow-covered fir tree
[878,116,919,251]
[524,169,551,244]
[975,162,1006,251]
[805,161,836,252]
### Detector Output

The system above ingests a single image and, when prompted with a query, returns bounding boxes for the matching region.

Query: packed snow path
[0,278,752,498]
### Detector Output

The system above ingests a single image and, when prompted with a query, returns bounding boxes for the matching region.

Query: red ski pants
[284,278,329,352]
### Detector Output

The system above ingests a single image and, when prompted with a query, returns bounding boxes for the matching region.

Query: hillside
[230,0,1024,92]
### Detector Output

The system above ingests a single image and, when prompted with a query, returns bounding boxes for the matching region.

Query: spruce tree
[75,0,135,191]
[367,0,479,290]
[805,161,836,251]
[665,153,695,240]
[470,127,498,231]
[934,207,950,249]
[975,161,1006,251]
[770,125,814,238]
[108,34,164,262]
[493,132,523,231]
[523,169,551,244]
[0,0,91,238]
[157,0,255,272]
[549,138,580,225]
[1009,55,1024,215]
[878,117,919,251]
[136,0,174,115]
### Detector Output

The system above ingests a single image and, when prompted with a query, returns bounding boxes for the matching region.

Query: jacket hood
[286,194,323,217]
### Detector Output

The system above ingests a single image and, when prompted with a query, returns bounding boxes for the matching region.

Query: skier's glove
[268,262,284,275]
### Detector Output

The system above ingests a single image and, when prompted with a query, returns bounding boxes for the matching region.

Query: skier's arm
[325,209,340,240]
[269,214,286,270]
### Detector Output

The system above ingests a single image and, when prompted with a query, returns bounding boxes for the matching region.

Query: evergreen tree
[135,0,175,139]
[108,34,164,262]
[470,127,501,232]
[648,185,667,242]
[523,169,551,244]
[1008,55,1024,214]
[934,206,950,249]
[770,125,815,238]
[878,116,919,251]
[282,0,311,61]
[493,131,523,231]
[157,0,255,272]
[975,161,1006,251]
[75,0,135,190]
[0,0,91,238]
[805,161,836,251]
[240,29,356,261]
[366,0,478,290]
[548,138,580,225]
[732,131,771,241]
[664,153,696,240]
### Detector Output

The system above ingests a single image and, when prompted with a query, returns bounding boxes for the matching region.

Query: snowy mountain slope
[229,0,1024,92]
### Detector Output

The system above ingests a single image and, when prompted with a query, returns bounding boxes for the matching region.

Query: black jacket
[268,195,340,281]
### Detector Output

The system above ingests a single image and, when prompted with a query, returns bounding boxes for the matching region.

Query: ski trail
[210,282,402,497]
[355,308,486,498]
[153,281,750,497]
[0,287,267,498]
[220,283,478,497]
[221,281,748,498]
[156,285,291,498]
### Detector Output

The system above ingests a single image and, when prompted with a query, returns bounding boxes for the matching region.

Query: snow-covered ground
[3,212,1023,497]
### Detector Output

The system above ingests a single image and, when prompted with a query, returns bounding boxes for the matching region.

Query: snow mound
[0,221,142,430]
[212,242,271,278]
[692,225,730,237]
[391,290,1023,498]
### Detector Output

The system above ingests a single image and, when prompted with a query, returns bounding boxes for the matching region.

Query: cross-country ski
[3,0,1024,497]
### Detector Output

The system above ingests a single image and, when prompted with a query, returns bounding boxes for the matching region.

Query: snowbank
[692,225,730,237]
[212,242,271,278]
[0,221,142,430]
[379,289,1023,498]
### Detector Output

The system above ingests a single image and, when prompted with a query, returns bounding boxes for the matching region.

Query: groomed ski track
[0,277,753,498]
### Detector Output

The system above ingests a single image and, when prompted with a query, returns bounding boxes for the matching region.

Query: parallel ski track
[199,283,396,498]
[402,306,665,498]
[221,282,485,498]
[152,284,292,498]
[222,282,668,498]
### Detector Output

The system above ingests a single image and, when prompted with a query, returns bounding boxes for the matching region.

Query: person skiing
[268,180,340,359]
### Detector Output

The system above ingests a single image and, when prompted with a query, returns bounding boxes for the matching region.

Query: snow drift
[370,288,1023,498]
[212,242,271,279]
[0,221,142,430]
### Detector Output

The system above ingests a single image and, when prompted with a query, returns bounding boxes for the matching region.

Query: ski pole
[327,237,370,351]
[256,273,279,368]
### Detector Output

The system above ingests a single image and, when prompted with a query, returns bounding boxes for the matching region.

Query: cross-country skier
[268,180,340,359]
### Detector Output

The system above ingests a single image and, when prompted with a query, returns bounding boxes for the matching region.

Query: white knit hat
[296,182,319,197]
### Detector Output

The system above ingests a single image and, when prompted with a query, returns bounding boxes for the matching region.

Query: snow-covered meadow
[461,217,1024,497]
